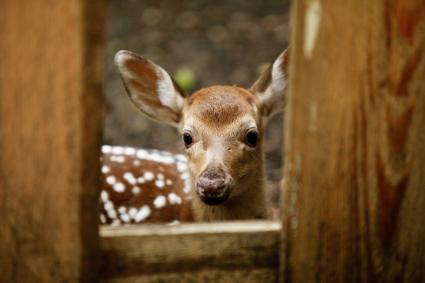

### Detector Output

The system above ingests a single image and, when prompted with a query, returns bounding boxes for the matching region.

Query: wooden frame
[1,0,424,282]
[99,221,280,282]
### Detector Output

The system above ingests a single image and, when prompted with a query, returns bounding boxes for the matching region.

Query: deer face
[115,49,288,206]
[182,86,262,204]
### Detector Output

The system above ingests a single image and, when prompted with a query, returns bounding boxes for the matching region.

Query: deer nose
[197,177,226,195]
[196,167,230,205]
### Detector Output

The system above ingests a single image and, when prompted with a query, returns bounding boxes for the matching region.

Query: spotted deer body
[115,48,288,222]
[100,145,192,225]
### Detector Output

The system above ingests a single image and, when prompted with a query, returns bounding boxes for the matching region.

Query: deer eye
[245,130,258,147]
[183,132,193,148]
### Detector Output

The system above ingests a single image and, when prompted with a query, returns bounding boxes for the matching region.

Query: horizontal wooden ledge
[99,220,281,281]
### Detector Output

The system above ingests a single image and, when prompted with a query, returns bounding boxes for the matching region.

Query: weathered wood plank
[281,0,425,282]
[102,268,275,283]
[0,1,104,282]
[100,221,280,282]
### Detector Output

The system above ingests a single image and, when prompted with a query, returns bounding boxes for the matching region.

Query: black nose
[197,167,230,205]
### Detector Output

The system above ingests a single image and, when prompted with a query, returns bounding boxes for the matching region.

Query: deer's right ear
[115,50,186,127]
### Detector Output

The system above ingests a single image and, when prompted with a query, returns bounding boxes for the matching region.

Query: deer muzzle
[196,166,231,205]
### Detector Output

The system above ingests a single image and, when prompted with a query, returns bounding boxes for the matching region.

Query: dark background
[103,0,290,203]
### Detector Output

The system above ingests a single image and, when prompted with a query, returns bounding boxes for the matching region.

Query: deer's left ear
[251,48,289,119]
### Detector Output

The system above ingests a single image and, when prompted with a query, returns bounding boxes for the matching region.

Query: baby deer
[115,48,288,221]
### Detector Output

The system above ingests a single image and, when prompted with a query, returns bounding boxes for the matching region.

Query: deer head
[115,49,288,213]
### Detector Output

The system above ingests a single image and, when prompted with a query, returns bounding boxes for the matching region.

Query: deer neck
[190,156,269,222]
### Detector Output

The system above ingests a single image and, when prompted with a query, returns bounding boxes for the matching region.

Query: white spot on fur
[124,147,136,155]
[153,195,167,208]
[150,152,175,164]
[113,182,125,192]
[100,213,106,224]
[135,205,151,222]
[136,149,147,159]
[112,146,124,155]
[166,179,173,186]
[157,173,164,180]
[102,145,112,154]
[133,160,141,166]
[132,186,141,194]
[120,213,131,223]
[123,172,137,185]
[304,0,322,59]
[106,176,116,185]
[175,154,187,162]
[104,201,113,211]
[181,172,191,194]
[137,177,146,184]
[118,206,127,214]
[106,208,117,219]
[128,207,138,219]
[101,165,110,174]
[136,149,176,164]
[155,179,165,189]
[110,155,125,163]
[144,171,154,181]
[101,190,109,202]
[183,183,191,193]
[168,193,182,205]
[176,161,188,172]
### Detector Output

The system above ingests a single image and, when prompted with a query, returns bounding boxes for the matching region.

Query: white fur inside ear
[271,54,287,96]
[260,53,287,111]
[157,67,184,113]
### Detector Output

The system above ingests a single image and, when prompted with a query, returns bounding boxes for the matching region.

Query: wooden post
[281,0,425,282]
[0,1,104,282]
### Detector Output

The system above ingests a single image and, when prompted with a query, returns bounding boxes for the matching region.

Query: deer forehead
[185,85,260,127]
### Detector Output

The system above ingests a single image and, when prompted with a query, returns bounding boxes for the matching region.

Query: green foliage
[174,67,197,92]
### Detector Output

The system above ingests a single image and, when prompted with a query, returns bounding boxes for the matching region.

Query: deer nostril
[197,178,230,206]
[197,178,226,191]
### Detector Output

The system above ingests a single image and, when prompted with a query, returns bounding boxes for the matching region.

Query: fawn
[111,48,288,222]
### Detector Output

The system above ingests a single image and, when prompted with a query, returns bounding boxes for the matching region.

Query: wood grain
[0,1,104,282]
[99,221,280,282]
[281,0,425,282]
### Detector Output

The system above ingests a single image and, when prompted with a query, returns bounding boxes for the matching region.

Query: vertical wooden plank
[0,1,104,282]
[281,0,425,282]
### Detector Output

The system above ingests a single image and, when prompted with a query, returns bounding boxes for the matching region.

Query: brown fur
[100,147,193,224]
[188,86,258,126]
[183,86,270,221]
